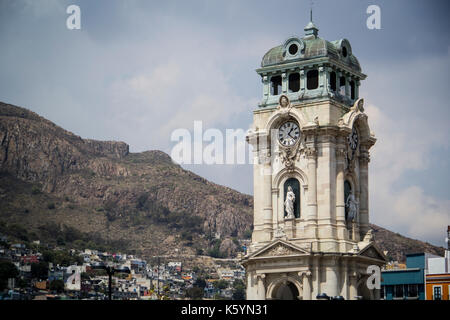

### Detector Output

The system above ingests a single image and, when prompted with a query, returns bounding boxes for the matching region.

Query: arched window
[306,70,318,90]
[339,76,346,96]
[350,80,355,100]
[271,75,282,96]
[329,71,336,91]
[284,178,300,218]
[288,73,300,93]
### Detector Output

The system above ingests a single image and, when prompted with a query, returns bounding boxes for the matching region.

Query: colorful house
[425,245,450,300]
[381,253,438,300]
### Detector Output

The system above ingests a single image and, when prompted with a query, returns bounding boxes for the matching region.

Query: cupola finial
[304,2,319,38]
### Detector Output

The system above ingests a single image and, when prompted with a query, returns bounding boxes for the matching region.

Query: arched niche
[273,168,308,221]
[266,276,302,300]
[284,178,300,218]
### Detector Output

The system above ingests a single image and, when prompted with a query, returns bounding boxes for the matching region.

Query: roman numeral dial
[278,121,300,147]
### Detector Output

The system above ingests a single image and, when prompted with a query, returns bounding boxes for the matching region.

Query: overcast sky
[0,0,449,247]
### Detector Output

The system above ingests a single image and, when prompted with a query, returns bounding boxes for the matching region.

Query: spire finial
[304,1,319,38]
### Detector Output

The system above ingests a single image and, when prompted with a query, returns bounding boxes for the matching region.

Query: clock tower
[242,18,386,300]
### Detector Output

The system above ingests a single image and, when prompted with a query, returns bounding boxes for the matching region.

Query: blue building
[381,253,438,300]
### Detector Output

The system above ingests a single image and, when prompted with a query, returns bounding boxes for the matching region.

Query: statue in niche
[284,186,296,219]
[346,192,358,222]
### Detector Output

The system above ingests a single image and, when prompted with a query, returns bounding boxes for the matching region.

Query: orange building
[425,274,450,300]
[425,226,450,300]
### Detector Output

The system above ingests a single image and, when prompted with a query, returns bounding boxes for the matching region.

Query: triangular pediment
[250,240,309,259]
[358,243,387,262]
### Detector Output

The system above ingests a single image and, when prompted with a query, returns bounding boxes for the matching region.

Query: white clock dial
[278,121,300,147]
[348,127,358,151]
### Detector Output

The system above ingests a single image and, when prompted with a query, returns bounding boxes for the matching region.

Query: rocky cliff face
[0,102,129,192]
[0,101,445,261]
[0,102,253,258]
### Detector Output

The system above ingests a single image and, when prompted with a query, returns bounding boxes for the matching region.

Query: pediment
[358,243,387,262]
[250,240,309,259]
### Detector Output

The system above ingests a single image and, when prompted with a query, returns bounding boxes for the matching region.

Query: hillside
[0,101,445,262]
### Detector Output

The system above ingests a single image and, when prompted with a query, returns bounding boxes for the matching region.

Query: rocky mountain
[0,101,445,262]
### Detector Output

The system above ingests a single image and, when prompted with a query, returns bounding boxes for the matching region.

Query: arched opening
[271,75,282,96]
[272,281,300,300]
[339,76,346,96]
[306,70,318,90]
[329,71,336,91]
[284,178,300,218]
[350,80,355,100]
[288,73,300,93]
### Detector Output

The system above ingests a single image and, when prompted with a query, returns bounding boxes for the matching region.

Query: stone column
[262,158,273,241]
[355,80,360,100]
[262,75,269,105]
[341,258,349,299]
[319,66,326,95]
[335,135,347,240]
[301,271,312,300]
[300,69,306,96]
[336,70,342,96]
[325,257,339,297]
[256,274,266,300]
[247,271,258,300]
[312,255,320,299]
[316,132,337,240]
[344,73,350,98]
[305,144,318,239]
[349,269,359,300]
[359,145,370,239]
[282,72,287,94]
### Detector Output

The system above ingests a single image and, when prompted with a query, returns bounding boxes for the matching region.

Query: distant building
[381,253,438,300]
[217,269,234,280]
[424,226,450,300]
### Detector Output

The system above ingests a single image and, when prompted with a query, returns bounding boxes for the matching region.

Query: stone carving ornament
[277,94,292,113]
[263,244,297,257]
[346,192,358,222]
[284,186,296,219]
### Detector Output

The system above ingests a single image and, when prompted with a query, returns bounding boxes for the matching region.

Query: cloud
[364,54,450,246]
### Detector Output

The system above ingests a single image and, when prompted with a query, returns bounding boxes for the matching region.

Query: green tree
[31,262,49,280]
[214,280,229,290]
[185,287,204,300]
[232,279,246,300]
[49,279,64,293]
[0,261,19,290]
[194,278,207,289]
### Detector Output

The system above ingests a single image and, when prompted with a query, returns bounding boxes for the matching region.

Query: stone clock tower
[242,18,386,300]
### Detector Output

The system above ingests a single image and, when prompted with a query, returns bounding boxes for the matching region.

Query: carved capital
[305,147,317,159]
[335,147,347,160]
[359,151,370,165]
[299,271,312,278]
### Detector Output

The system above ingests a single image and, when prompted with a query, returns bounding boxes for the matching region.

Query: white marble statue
[285,186,295,219]
[346,192,358,222]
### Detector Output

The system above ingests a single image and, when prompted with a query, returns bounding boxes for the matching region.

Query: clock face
[348,127,358,151]
[278,121,300,147]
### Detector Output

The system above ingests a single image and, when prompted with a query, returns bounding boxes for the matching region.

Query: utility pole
[157,256,160,297]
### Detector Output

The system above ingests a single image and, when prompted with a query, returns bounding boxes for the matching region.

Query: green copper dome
[261,37,361,72]
[260,21,361,72]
